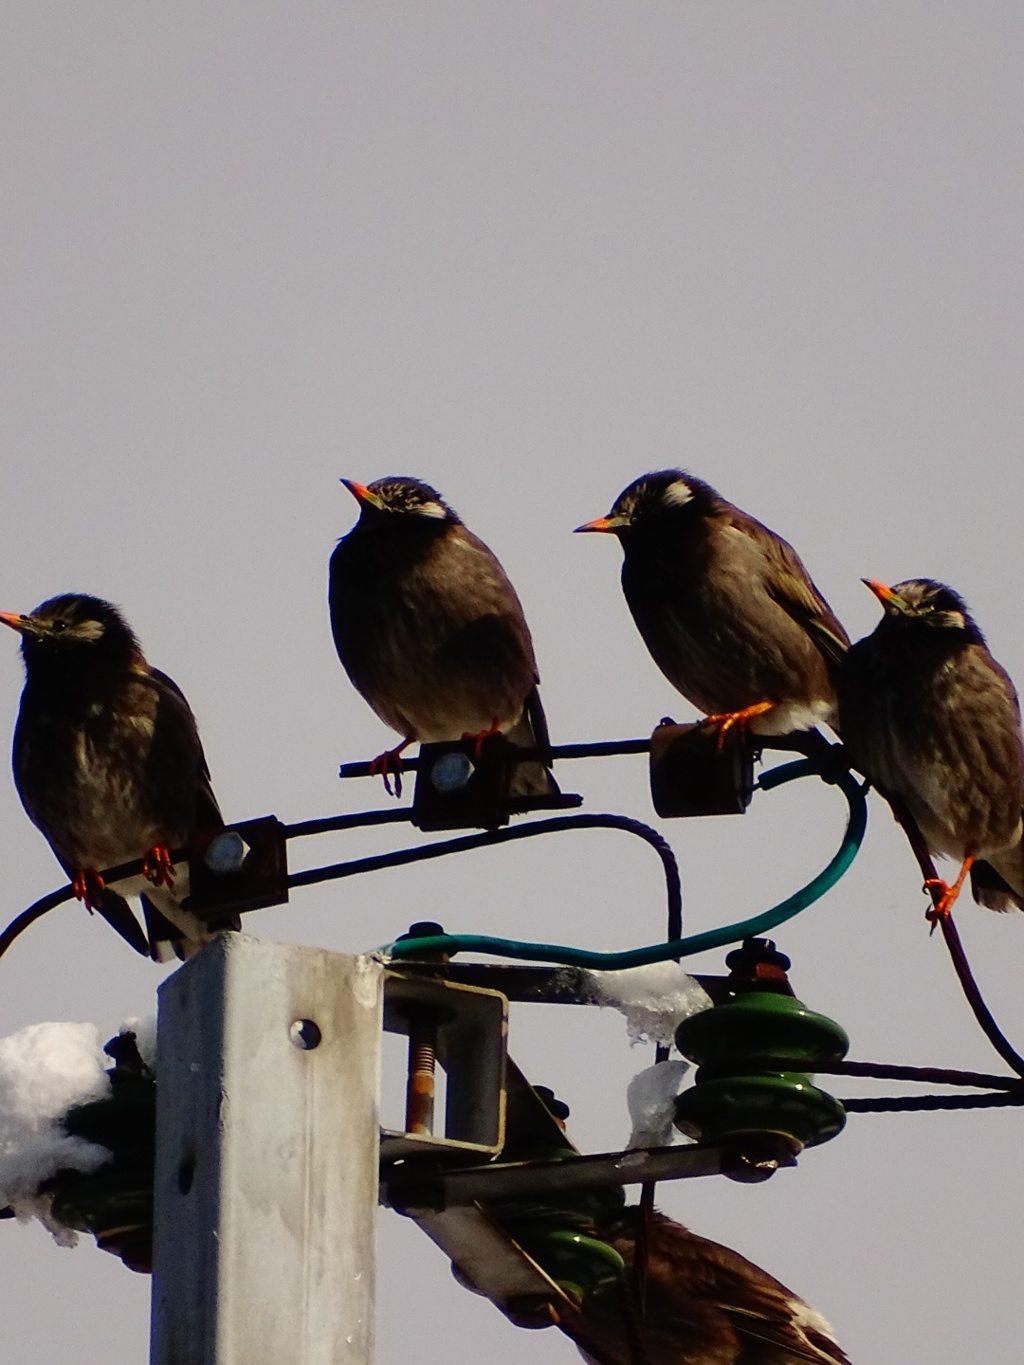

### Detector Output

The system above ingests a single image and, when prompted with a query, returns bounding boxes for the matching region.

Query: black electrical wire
[0,811,414,964]
[338,737,652,779]
[815,1058,1024,1092]
[841,1091,1024,1113]
[289,812,682,935]
[884,794,1024,1079]
[282,808,412,839]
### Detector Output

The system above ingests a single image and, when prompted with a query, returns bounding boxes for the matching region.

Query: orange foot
[72,868,106,913]
[143,845,176,889]
[461,719,503,759]
[701,701,775,752]
[370,737,414,799]
[924,856,975,923]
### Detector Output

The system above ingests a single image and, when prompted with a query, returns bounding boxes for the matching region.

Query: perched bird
[563,1205,851,1365]
[575,472,849,739]
[840,578,1024,915]
[329,477,557,797]
[1,594,232,958]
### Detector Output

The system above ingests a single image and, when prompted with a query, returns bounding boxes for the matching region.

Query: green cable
[381,758,868,968]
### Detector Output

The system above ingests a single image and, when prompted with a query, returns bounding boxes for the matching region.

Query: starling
[576,472,849,740]
[840,578,1024,915]
[329,477,558,797]
[1,594,232,958]
[563,1206,851,1365]
[485,1080,849,1364]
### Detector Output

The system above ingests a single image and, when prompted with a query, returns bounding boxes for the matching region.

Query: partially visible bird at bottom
[329,476,558,798]
[562,1205,851,1365]
[484,1083,849,1365]
[840,577,1024,916]
[576,471,850,743]
[1,594,236,959]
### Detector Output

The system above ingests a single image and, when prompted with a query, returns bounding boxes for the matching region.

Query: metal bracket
[381,972,508,1160]
[184,816,289,921]
[649,721,755,817]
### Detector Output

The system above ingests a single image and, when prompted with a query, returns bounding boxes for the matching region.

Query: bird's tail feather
[141,895,188,962]
[141,875,232,960]
[506,690,560,798]
[94,890,151,957]
[971,841,1024,912]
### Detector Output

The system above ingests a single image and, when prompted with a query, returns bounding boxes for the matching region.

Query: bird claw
[923,858,974,926]
[370,742,412,799]
[461,720,503,759]
[701,701,774,751]
[72,869,106,913]
[143,845,176,889]
[923,878,952,927]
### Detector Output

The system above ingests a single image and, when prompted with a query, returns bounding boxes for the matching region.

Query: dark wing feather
[728,510,850,672]
[47,849,151,957]
[142,668,223,831]
[560,1208,849,1365]
[91,889,151,957]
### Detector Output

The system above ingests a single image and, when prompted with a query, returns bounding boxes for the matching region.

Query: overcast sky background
[1,4,1023,1363]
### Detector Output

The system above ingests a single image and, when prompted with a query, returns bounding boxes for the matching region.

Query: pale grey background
[1,4,1022,1362]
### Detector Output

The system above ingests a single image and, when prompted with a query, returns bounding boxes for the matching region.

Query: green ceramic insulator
[511,1228,625,1304]
[673,1070,846,1150]
[674,988,849,1070]
[672,974,849,1154]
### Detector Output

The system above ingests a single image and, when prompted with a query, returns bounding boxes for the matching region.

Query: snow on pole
[0,1021,113,1242]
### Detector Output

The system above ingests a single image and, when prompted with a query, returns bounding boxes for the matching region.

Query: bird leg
[924,856,975,921]
[461,718,503,759]
[700,700,774,751]
[143,844,176,889]
[370,737,414,798]
[72,868,106,913]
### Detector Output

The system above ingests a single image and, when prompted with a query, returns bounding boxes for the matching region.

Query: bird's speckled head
[575,470,718,535]
[862,578,982,638]
[342,477,460,524]
[0,594,141,672]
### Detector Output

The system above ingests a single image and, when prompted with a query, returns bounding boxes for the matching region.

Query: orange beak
[341,479,386,511]
[0,612,30,634]
[573,514,628,534]
[861,579,909,616]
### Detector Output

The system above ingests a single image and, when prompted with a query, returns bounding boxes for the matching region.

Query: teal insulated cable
[383,759,867,968]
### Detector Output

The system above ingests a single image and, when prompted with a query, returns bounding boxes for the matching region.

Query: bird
[328,477,558,798]
[840,578,1024,916]
[483,1082,849,1364]
[1,593,233,958]
[561,1205,851,1365]
[575,472,850,741]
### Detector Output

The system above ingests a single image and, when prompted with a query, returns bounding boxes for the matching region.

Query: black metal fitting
[185,815,289,923]
[648,721,755,818]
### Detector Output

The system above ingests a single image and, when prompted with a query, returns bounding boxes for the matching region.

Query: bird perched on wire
[1,594,233,959]
[575,472,849,741]
[329,477,558,797]
[840,578,1024,916]
[562,1205,851,1365]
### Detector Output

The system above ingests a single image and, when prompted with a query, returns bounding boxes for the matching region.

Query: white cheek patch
[72,620,106,642]
[415,501,448,519]
[661,481,693,508]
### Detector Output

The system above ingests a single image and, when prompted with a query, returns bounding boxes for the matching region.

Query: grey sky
[1,4,1023,1362]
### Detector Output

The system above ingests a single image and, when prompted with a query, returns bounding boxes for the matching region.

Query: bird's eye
[51,620,67,633]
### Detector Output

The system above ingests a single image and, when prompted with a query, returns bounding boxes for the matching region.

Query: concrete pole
[150,934,383,1365]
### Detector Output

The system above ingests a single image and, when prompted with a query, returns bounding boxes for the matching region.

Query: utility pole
[150,934,383,1365]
